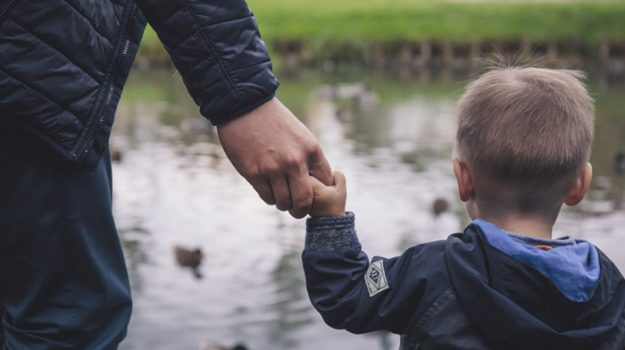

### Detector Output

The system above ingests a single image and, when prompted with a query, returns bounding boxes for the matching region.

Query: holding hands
[309,172,347,217]
[217,98,334,218]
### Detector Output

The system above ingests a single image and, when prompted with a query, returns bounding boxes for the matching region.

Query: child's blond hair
[455,67,594,213]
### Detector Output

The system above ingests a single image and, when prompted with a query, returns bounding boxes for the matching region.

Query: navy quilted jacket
[0,0,278,166]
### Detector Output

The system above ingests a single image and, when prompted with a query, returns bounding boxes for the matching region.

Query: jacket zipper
[74,1,136,163]
[122,39,130,55]
[76,39,130,162]
[0,0,18,25]
[80,85,114,158]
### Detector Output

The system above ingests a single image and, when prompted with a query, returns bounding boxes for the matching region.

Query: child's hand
[309,171,347,217]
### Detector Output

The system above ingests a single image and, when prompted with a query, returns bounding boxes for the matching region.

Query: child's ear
[564,162,593,206]
[453,158,475,202]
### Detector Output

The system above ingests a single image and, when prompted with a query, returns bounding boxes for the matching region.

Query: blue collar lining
[473,219,600,302]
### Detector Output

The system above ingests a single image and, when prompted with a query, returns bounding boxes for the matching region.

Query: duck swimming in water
[432,198,450,217]
[174,245,203,279]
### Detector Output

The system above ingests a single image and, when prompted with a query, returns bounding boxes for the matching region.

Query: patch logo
[365,259,389,297]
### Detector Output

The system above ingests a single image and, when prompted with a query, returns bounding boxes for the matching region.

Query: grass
[138,0,625,58]
[247,0,625,42]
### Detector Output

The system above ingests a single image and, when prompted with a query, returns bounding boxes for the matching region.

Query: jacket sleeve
[302,213,449,335]
[135,0,279,125]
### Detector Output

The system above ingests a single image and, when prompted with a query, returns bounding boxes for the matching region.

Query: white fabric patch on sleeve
[365,259,389,297]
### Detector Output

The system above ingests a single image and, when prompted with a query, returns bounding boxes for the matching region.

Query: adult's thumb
[309,174,326,191]
[332,171,346,190]
[309,149,333,186]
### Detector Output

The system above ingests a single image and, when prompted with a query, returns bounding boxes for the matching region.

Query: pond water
[114,68,625,350]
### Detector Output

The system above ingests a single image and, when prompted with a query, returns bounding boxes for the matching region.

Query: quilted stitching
[2,0,278,166]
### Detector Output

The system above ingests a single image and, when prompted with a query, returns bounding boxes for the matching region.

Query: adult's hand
[217,98,333,218]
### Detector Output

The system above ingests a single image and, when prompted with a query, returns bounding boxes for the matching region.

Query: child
[302,67,625,349]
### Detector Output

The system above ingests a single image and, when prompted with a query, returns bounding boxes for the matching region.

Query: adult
[0,0,332,348]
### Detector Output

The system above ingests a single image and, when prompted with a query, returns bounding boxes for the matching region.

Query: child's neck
[478,214,554,240]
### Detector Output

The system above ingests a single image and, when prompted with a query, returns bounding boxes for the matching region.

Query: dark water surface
[115,68,625,350]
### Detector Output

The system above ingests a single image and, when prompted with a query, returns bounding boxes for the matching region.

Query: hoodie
[302,213,625,349]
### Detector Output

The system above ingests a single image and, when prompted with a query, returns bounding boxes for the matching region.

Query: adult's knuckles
[303,142,321,157]
[281,154,305,169]
[258,164,281,176]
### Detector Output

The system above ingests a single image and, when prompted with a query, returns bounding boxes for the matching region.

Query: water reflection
[115,68,625,349]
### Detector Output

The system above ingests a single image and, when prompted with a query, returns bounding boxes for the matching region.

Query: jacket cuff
[305,212,359,252]
[208,88,277,126]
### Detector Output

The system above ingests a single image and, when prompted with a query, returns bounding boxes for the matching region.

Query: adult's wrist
[215,95,278,129]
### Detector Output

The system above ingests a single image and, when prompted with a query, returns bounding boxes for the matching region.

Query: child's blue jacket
[302,213,625,349]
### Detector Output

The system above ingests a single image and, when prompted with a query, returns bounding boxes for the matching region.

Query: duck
[174,246,203,267]
[111,149,123,163]
[432,198,450,217]
[174,245,203,279]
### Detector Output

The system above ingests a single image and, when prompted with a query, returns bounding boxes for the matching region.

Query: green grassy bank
[138,0,625,62]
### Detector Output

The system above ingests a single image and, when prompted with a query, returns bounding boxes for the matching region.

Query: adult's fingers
[270,175,292,211]
[287,168,313,219]
[249,178,276,205]
[308,148,333,186]
[333,171,346,190]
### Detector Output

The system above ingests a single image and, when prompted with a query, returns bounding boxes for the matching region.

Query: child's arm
[303,173,449,335]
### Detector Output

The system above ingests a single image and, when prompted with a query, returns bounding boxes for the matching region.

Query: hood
[474,219,601,303]
[445,223,625,350]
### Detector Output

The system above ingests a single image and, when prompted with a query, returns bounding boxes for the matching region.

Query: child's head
[453,66,594,222]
